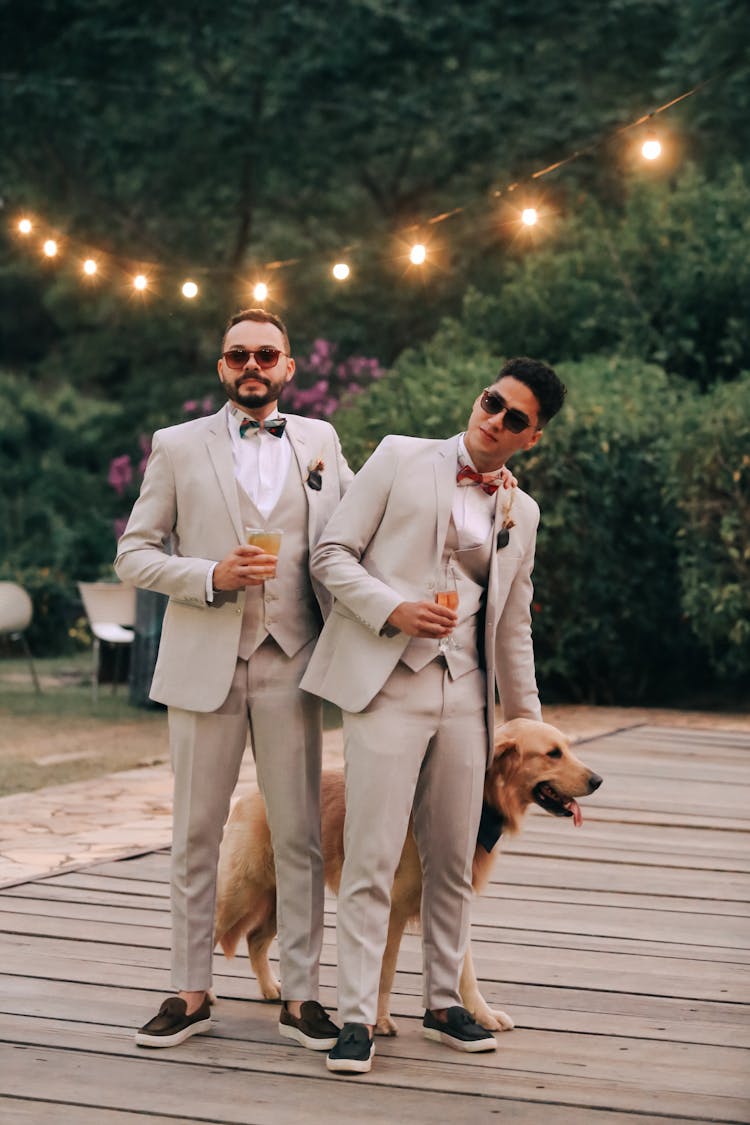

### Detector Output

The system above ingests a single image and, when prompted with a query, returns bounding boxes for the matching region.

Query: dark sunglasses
[222,346,288,371]
[480,388,533,434]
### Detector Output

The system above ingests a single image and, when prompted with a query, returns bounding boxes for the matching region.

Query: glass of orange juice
[435,563,459,652]
[245,527,283,575]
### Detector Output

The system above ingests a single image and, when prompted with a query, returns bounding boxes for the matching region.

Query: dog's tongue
[563,797,583,827]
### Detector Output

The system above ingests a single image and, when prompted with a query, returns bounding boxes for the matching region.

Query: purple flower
[183,399,198,414]
[108,455,133,496]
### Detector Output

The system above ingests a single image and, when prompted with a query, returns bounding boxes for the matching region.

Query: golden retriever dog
[214,718,602,1034]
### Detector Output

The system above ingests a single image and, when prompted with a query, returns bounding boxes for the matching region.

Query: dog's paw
[258,975,282,1001]
[475,1005,514,1032]
[375,1015,399,1037]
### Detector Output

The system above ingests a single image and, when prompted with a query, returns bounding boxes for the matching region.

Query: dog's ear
[491,734,521,781]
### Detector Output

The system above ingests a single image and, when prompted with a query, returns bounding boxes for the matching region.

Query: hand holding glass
[435,565,460,652]
[245,527,283,578]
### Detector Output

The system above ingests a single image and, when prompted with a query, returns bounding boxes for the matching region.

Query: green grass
[0,652,342,797]
[0,652,168,795]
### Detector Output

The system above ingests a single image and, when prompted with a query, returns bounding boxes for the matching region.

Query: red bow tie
[239,416,287,439]
[456,464,500,495]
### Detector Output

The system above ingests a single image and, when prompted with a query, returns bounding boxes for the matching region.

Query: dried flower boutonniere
[496,485,516,550]
[307,456,325,491]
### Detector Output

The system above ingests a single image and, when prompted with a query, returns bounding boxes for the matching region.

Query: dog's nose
[588,773,603,792]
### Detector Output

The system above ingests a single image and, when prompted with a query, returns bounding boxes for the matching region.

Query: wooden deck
[1,724,749,1124]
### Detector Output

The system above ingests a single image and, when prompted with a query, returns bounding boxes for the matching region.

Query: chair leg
[19,634,42,694]
[92,637,100,704]
[112,643,121,696]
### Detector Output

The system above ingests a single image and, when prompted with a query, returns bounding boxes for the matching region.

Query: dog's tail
[215,891,276,959]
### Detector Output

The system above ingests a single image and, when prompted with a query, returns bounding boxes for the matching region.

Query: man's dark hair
[497,356,566,426]
[223,308,290,352]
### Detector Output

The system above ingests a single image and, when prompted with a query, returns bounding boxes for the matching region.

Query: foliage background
[0,0,748,700]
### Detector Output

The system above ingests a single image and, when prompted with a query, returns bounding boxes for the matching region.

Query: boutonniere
[496,486,516,550]
[306,456,325,491]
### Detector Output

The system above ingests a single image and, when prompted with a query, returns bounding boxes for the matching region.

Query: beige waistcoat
[237,461,322,660]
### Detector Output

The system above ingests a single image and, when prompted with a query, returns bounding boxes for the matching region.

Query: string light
[641,134,662,160]
[7,78,710,303]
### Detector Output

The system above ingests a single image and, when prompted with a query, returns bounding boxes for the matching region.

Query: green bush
[460,166,750,387]
[664,374,750,683]
[521,357,701,702]
[0,371,122,652]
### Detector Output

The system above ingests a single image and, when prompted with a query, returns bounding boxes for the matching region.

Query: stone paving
[1,704,748,889]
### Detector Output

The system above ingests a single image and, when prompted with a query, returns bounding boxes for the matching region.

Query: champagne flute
[434,564,460,653]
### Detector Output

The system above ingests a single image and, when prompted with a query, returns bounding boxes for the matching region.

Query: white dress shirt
[206,403,292,601]
[452,433,498,548]
[226,403,292,515]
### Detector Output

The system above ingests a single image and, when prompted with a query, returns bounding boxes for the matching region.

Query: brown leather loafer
[135,995,213,1048]
[278,1000,339,1050]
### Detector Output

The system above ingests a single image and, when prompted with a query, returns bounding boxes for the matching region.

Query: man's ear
[523,428,543,451]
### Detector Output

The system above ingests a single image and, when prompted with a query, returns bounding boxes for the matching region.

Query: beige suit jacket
[114,408,353,713]
[300,433,542,762]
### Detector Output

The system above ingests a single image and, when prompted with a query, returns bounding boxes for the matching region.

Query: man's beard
[222,374,281,410]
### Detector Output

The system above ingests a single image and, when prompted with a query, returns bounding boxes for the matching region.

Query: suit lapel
[284,417,314,542]
[433,436,460,557]
[205,410,244,543]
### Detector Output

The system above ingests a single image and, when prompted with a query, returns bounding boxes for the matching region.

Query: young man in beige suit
[115,309,352,1050]
[301,357,566,1073]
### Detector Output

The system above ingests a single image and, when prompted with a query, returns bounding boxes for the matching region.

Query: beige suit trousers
[337,659,487,1025]
[169,636,323,997]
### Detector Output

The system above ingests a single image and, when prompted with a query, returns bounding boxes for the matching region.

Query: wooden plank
[5,884,748,951]
[3,915,747,1001]
[0,1100,183,1125]
[2,1018,748,1122]
[3,972,749,1050]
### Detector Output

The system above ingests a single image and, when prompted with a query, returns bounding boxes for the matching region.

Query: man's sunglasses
[480,389,534,434]
[222,346,288,371]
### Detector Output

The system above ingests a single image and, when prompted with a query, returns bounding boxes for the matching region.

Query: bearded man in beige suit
[300,357,566,1074]
[115,309,352,1051]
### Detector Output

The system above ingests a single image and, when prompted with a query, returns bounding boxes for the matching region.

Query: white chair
[77,581,136,702]
[0,582,41,692]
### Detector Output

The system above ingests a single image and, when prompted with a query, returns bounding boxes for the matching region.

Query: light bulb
[182,280,198,299]
[253,282,269,302]
[409,243,427,265]
[521,208,538,226]
[43,239,58,257]
[18,218,32,235]
[83,259,98,276]
[133,274,148,291]
[642,136,662,161]
[332,262,350,281]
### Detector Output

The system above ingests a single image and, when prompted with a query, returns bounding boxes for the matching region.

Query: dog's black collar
[477,801,504,853]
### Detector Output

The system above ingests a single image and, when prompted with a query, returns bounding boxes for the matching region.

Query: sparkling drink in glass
[435,564,460,652]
